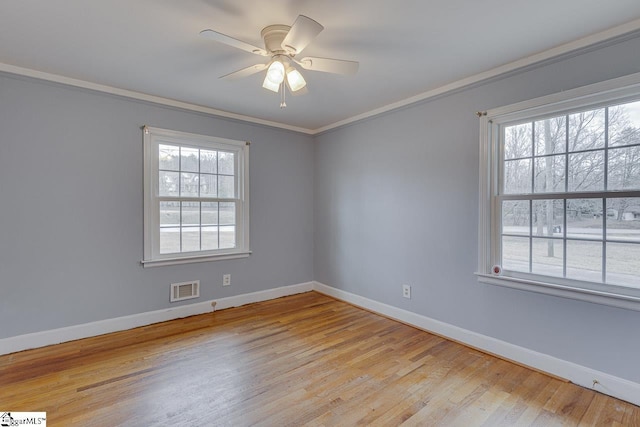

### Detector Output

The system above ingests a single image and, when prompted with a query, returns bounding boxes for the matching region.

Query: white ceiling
[1,1,640,132]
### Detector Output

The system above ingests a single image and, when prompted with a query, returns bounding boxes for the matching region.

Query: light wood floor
[1,292,638,426]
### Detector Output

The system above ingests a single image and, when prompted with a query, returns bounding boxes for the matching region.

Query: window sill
[141,251,251,268]
[475,272,640,312]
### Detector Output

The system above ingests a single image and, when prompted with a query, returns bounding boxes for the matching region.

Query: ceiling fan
[200,15,359,108]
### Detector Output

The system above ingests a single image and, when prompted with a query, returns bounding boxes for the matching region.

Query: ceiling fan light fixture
[201,14,359,107]
[266,60,285,84]
[262,75,280,92]
[286,67,306,92]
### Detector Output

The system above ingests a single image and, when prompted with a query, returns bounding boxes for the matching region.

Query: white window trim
[142,126,250,267]
[477,71,640,311]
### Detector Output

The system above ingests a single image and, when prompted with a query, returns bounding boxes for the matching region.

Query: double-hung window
[142,126,250,267]
[478,73,640,309]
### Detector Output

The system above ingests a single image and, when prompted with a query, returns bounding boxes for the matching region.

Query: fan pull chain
[280,83,287,108]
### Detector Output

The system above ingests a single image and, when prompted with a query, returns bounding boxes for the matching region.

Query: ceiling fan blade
[200,29,268,56]
[298,57,359,75]
[220,63,268,80]
[281,15,324,55]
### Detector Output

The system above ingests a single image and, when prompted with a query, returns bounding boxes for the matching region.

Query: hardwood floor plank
[1,291,638,426]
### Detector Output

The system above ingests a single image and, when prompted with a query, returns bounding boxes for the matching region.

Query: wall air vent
[170,280,200,302]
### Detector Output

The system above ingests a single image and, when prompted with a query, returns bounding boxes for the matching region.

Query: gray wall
[2,32,639,385]
[314,35,640,382]
[0,74,314,339]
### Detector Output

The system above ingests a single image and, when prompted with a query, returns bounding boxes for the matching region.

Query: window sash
[496,196,640,280]
[478,71,640,310]
[156,199,242,255]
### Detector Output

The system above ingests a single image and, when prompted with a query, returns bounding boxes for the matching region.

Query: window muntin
[478,74,640,309]
[143,127,249,267]
[497,100,640,289]
[157,144,237,254]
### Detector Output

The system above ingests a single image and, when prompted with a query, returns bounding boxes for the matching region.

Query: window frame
[477,72,640,310]
[142,126,250,267]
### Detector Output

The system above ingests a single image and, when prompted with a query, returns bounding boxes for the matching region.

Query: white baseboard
[3,279,637,407]
[0,281,314,356]
[312,281,640,407]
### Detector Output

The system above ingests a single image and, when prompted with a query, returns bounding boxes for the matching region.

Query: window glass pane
[218,151,235,175]
[218,175,236,198]
[534,155,565,193]
[568,109,605,152]
[502,236,529,272]
[502,200,529,236]
[202,202,218,226]
[181,202,200,226]
[200,149,217,174]
[535,116,566,155]
[199,174,217,197]
[568,151,604,192]
[567,199,602,240]
[532,200,563,237]
[220,202,235,225]
[181,147,199,173]
[606,243,640,288]
[607,146,640,191]
[180,173,199,197]
[609,101,640,147]
[181,227,200,252]
[160,227,180,254]
[504,159,531,194]
[159,171,179,197]
[566,240,602,282]
[159,144,179,171]
[504,123,532,160]
[607,198,640,242]
[220,225,236,249]
[202,226,219,250]
[160,201,180,226]
[532,238,564,277]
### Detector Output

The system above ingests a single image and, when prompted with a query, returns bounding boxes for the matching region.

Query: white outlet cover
[402,285,411,298]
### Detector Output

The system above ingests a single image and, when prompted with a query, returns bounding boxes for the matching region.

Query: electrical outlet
[402,284,411,299]
[223,274,231,286]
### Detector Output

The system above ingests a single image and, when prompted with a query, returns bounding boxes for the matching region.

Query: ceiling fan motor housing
[261,25,291,54]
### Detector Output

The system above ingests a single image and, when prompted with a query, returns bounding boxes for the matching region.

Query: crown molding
[2,18,639,136]
[311,18,640,134]
[0,62,314,135]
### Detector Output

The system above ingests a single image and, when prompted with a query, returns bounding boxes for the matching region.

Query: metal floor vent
[170,280,200,302]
